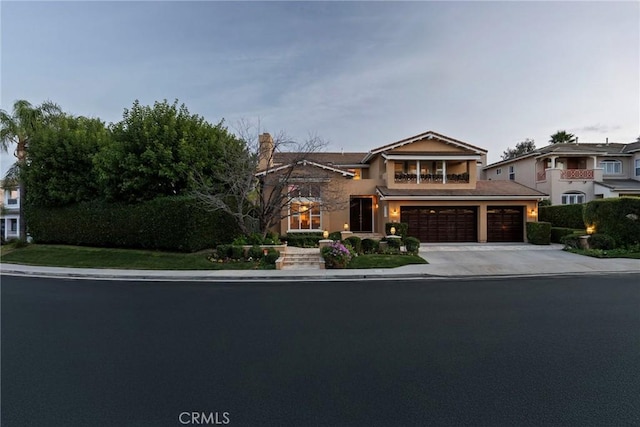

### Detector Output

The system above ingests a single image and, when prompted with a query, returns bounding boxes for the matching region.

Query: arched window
[599,160,622,175]
[561,192,585,205]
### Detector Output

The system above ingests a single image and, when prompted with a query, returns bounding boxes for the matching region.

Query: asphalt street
[2,275,639,426]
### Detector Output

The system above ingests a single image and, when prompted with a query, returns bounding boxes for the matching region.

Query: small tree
[192,121,348,238]
[501,138,536,160]
[549,130,577,144]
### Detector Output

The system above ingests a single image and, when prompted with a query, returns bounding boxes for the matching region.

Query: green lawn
[347,254,427,269]
[0,244,272,270]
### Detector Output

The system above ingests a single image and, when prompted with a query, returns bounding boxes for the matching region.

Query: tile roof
[594,179,640,191]
[377,180,547,198]
[273,152,368,167]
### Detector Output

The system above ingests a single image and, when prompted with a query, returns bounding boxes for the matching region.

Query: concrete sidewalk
[2,243,639,281]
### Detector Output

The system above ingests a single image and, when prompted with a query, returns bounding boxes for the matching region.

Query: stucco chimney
[258,133,274,171]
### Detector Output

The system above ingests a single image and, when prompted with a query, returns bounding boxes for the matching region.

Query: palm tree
[549,130,577,144]
[0,100,62,239]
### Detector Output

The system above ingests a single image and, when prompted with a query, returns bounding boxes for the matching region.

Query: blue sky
[1,1,638,175]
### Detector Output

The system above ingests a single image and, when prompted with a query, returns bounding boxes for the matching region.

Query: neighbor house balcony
[537,168,602,183]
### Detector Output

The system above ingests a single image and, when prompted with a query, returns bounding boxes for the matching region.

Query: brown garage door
[401,206,477,243]
[487,206,524,242]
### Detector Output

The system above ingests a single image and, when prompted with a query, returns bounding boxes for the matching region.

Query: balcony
[394,173,469,184]
[560,169,594,180]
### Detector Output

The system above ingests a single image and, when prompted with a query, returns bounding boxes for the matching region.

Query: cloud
[575,124,622,134]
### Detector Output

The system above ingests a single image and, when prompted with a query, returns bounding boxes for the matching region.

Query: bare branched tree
[191,120,349,238]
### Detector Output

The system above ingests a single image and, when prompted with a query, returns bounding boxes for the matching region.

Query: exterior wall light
[529,208,537,217]
[586,225,596,235]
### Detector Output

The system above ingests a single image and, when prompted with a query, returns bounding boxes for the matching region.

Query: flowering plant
[321,241,353,269]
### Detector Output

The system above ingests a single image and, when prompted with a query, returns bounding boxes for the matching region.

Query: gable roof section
[363,131,487,163]
[256,158,356,177]
[376,180,547,200]
[485,142,634,170]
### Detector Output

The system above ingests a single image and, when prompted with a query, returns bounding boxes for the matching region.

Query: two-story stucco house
[0,183,21,241]
[259,131,547,243]
[483,141,640,205]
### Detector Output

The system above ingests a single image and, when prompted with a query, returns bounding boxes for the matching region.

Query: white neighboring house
[483,141,640,205]
[1,183,21,241]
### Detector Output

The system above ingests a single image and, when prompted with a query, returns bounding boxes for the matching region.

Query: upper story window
[508,166,515,181]
[496,168,502,175]
[6,189,18,205]
[600,160,622,175]
[635,159,640,177]
[562,192,585,205]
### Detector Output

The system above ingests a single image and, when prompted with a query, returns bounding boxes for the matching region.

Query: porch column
[591,156,598,169]
[416,160,420,183]
[550,156,558,168]
[442,161,447,184]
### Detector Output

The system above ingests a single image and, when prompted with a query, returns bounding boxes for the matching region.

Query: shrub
[321,241,353,268]
[216,244,232,258]
[560,234,581,250]
[539,204,585,229]
[26,196,241,252]
[328,231,342,241]
[588,233,616,250]
[584,197,640,247]
[261,248,280,266]
[550,227,581,243]
[248,245,264,260]
[361,238,379,254]
[385,222,408,239]
[344,236,362,254]
[404,236,421,254]
[384,236,402,250]
[232,236,248,246]
[526,221,551,245]
[230,245,244,260]
[11,238,29,249]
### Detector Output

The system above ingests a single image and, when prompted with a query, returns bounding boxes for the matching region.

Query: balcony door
[350,197,373,232]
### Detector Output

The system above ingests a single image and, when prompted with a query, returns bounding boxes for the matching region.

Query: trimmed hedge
[526,221,551,245]
[361,238,379,254]
[550,227,582,243]
[344,236,362,254]
[583,197,640,247]
[26,196,241,252]
[404,236,421,254]
[283,232,323,247]
[539,204,585,229]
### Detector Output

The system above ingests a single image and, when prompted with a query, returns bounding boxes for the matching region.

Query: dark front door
[350,198,373,232]
[402,206,477,243]
[487,206,524,242]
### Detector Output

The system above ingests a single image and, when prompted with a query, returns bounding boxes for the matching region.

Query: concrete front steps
[277,249,324,270]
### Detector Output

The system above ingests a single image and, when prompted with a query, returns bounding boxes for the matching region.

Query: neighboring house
[258,131,546,243]
[0,183,21,241]
[483,141,640,205]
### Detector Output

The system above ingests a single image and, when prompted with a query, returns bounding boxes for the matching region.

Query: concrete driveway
[417,243,640,276]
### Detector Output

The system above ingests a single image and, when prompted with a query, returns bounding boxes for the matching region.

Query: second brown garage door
[487,206,524,242]
[401,206,477,243]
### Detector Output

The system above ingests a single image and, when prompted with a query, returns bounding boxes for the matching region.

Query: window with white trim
[289,201,321,231]
[600,160,622,175]
[7,189,18,205]
[508,165,515,181]
[635,159,640,177]
[496,168,502,175]
[561,192,585,205]
[9,218,18,232]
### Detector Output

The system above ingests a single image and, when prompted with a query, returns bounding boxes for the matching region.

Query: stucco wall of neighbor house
[594,183,615,198]
[598,155,632,179]
[485,157,537,188]
[634,154,640,182]
[544,168,603,205]
[385,199,539,243]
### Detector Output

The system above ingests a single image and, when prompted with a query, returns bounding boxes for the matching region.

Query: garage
[487,206,524,242]
[401,206,477,243]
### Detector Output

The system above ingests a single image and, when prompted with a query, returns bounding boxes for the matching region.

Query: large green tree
[549,130,577,144]
[501,138,536,160]
[94,99,238,203]
[23,114,108,207]
[0,99,62,238]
